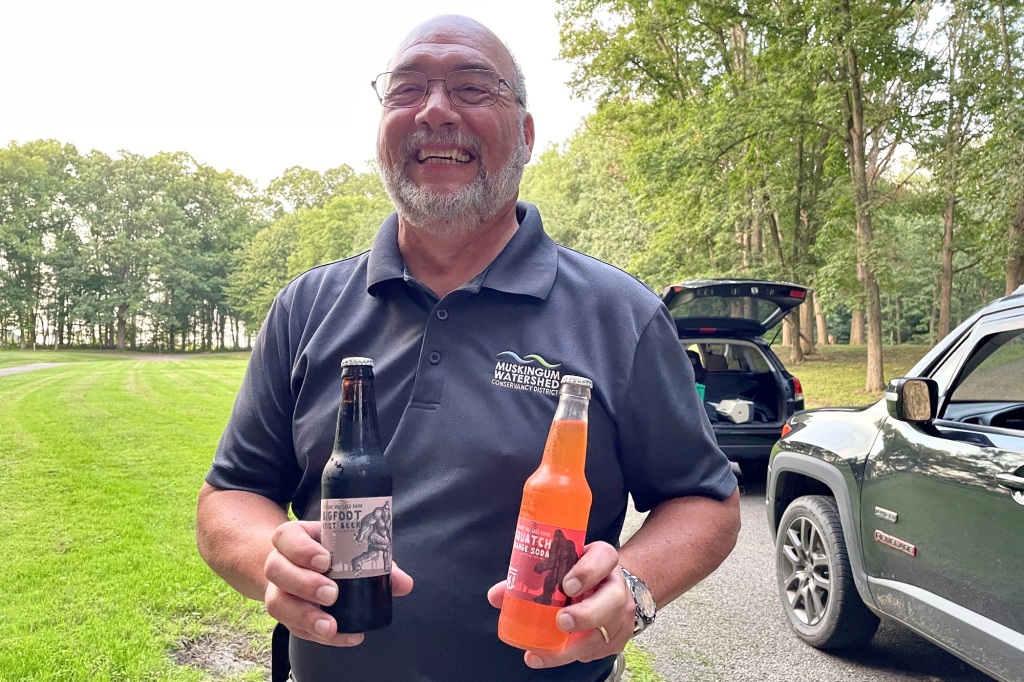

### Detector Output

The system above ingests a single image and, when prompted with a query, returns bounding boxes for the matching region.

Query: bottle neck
[334,368,383,455]
[541,386,591,473]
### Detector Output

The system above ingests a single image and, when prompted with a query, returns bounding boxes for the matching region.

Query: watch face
[635,583,657,619]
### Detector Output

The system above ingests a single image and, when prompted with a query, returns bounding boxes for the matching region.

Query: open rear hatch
[661,279,810,338]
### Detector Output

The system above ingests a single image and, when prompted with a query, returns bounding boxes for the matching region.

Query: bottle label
[505,518,585,607]
[321,496,392,579]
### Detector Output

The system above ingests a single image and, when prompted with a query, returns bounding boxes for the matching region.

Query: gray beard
[378,130,528,236]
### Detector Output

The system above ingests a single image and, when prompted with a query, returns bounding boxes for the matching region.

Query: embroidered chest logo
[492,351,562,396]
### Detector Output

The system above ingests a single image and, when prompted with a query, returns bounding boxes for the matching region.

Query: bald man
[197,15,739,682]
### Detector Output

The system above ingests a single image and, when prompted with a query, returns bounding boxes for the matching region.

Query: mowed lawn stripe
[0,355,271,682]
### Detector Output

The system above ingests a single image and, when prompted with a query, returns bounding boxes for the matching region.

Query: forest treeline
[2,0,1022,390]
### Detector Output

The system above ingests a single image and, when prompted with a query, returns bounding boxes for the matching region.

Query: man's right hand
[263,519,414,647]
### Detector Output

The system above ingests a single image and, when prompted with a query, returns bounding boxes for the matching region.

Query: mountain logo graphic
[496,351,562,369]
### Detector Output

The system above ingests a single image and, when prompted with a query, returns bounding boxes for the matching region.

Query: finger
[265,546,338,608]
[525,625,627,668]
[264,583,364,648]
[485,580,506,609]
[557,573,629,634]
[560,541,620,599]
[525,567,634,668]
[272,520,331,571]
[391,564,415,597]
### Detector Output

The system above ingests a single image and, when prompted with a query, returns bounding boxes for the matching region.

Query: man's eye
[391,84,423,95]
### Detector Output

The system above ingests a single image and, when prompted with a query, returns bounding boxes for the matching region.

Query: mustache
[401,129,483,159]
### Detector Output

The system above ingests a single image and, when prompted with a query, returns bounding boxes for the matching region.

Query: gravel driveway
[620,474,994,682]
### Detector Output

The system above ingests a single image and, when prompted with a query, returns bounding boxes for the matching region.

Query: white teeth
[416,149,471,163]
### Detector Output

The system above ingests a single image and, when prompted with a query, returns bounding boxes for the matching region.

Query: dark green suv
[767,286,1024,681]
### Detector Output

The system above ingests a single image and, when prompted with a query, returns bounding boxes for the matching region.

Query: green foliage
[521,117,651,272]
[287,174,392,274]
[224,168,390,329]
[544,0,1018,349]
[0,140,81,346]
[0,142,391,351]
[225,214,301,331]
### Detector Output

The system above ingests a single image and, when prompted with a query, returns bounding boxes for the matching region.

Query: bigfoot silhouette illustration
[352,501,392,575]
[533,530,579,606]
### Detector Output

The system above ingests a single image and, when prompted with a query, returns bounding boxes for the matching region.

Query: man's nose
[416,80,459,127]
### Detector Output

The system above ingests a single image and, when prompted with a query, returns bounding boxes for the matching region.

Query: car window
[670,293,784,326]
[946,329,1024,404]
[740,346,772,372]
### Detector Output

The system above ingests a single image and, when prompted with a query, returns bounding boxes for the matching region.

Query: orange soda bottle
[498,375,593,652]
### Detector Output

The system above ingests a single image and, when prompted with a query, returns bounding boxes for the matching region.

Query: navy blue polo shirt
[207,202,736,682]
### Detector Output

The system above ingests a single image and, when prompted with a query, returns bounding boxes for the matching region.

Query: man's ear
[522,112,536,163]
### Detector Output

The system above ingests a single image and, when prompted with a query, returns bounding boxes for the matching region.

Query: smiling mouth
[416,148,473,164]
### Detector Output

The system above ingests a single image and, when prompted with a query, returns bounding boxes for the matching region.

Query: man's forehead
[389,16,513,73]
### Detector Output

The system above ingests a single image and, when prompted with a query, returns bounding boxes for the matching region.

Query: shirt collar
[366,202,557,301]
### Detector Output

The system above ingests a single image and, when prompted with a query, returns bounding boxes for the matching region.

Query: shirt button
[436,309,449,321]
[428,351,441,364]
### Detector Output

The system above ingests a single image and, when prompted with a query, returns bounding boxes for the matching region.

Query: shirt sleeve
[205,292,302,505]
[620,305,738,512]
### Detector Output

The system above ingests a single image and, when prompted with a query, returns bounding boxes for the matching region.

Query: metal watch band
[619,566,656,634]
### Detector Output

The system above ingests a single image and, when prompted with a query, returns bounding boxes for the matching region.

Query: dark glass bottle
[320,357,393,632]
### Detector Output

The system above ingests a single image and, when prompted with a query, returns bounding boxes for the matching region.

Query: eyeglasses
[372,69,524,108]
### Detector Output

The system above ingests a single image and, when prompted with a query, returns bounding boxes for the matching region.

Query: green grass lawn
[0,353,271,682]
[777,344,931,409]
[0,344,929,681]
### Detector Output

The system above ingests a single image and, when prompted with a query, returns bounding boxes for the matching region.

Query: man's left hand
[486,541,634,668]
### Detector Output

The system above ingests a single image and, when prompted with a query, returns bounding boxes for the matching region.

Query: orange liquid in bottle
[498,419,593,652]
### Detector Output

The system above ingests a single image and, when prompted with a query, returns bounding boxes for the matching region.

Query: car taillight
[781,423,792,438]
[791,376,803,402]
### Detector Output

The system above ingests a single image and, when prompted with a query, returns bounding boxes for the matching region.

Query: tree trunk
[1007,193,1024,295]
[116,305,128,351]
[850,308,866,345]
[814,294,829,344]
[800,291,816,354]
[788,313,805,363]
[839,14,885,392]
[938,192,955,338]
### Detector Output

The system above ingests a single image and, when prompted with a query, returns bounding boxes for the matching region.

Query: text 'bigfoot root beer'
[498,375,594,652]
[320,357,393,633]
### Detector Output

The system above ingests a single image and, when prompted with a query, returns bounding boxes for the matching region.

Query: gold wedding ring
[597,624,610,644]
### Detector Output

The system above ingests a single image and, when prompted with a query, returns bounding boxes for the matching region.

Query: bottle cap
[561,375,593,389]
[341,357,374,368]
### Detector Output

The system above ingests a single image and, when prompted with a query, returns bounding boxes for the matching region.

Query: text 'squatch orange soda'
[498,375,594,652]
[320,357,393,633]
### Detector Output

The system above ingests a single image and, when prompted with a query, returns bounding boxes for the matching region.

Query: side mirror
[885,378,938,423]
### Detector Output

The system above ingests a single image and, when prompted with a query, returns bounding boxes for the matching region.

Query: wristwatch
[620,566,657,635]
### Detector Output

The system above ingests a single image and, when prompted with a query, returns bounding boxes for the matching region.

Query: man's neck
[397,203,520,299]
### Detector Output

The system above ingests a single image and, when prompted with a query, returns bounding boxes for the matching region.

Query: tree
[77,151,163,350]
[0,140,80,348]
[521,116,651,273]
[264,164,357,216]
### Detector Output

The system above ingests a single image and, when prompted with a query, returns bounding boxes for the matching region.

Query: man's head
[375,15,535,235]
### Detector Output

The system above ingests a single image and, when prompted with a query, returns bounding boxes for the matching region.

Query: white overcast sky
[2,0,594,188]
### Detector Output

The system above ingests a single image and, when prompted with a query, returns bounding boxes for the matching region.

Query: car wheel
[738,460,768,481]
[775,495,879,649]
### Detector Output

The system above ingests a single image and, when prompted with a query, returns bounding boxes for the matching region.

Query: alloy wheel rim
[780,515,832,626]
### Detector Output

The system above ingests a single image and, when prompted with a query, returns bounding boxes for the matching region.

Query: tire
[775,495,880,650]
[738,459,769,481]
